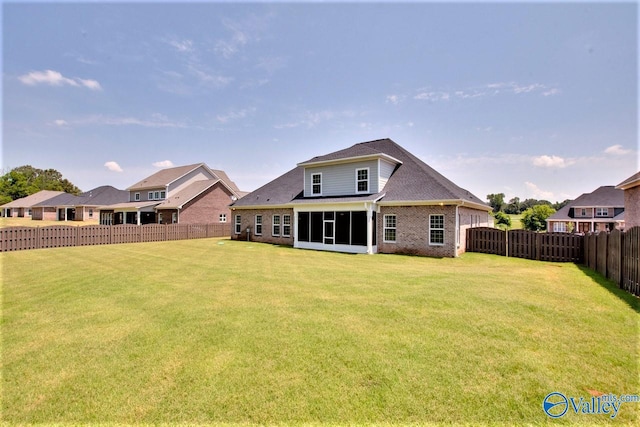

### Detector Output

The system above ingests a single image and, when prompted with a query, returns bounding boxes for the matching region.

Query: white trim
[134,192,140,201]
[255,214,263,235]
[298,153,402,168]
[383,214,396,243]
[234,214,242,234]
[355,167,370,194]
[272,214,281,236]
[378,199,491,212]
[429,214,445,246]
[296,241,377,254]
[283,214,291,237]
[311,172,322,196]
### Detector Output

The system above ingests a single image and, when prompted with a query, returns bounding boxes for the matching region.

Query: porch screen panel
[298,212,309,242]
[310,212,323,243]
[351,211,367,246]
[336,211,351,245]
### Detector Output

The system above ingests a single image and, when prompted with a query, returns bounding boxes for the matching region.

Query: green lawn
[2,239,638,425]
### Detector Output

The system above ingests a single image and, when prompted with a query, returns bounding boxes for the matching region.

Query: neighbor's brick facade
[158,183,235,225]
[230,208,295,246]
[624,185,640,229]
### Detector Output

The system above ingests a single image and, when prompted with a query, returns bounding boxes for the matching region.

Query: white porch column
[137,211,141,225]
[366,203,373,254]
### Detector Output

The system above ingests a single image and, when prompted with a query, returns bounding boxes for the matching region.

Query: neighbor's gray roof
[1,190,65,208]
[32,185,129,208]
[232,138,489,209]
[156,180,220,209]
[570,186,623,208]
[127,163,207,191]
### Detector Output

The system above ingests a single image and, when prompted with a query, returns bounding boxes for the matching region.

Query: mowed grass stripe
[2,238,638,424]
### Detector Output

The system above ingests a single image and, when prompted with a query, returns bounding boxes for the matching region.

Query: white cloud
[386,94,401,105]
[152,160,175,168]
[525,181,555,200]
[604,144,632,155]
[216,107,256,123]
[104,161,123,172]
[542,88,560,96]
[53,119,69,127]
[18,69,102,90]
[215,20,250,58]
[60,114,191,129]
[167,38,194,53]
[532,155,573,168]
[414,91,450,101]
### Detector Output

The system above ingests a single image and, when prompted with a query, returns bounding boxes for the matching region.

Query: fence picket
[0,223,230,252]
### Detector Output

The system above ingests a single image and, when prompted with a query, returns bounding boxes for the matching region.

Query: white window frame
[160,191,166,199]
[553,222,567,232]
[255,215,263,235]
[134,192,140,201]
[234,214,241,234]
[148,192,154,200]
[383,214,397,243]
[219,213,227,223]
[595,207,608,217]
[272,214,281,236]
[88,209,93,218]
[429,214,445,246]
[311,173,322,195]
[283,214,291,237]
[356,168,370,194]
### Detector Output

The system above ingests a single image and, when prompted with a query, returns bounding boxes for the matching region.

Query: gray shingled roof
[617,171,640,189]
[127,163,206,191]
[32,186,129,208]
[156,180,219,209]
[232,138,489,209]
[570,186,623,207]
[548,186,625,221]
[1,190,65,208]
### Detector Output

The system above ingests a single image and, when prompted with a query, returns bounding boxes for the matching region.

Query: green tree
[486,193,505,213]
[0,165,81,202]
[494,211,512,229]
[521,205,556,232]
[504,197,521,214]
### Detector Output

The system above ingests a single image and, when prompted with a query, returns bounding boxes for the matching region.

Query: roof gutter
[377,199,491,212]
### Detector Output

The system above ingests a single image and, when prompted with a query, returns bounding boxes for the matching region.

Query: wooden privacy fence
[584,227,640,297]
[466,228,583,262]
[0,223,231,252]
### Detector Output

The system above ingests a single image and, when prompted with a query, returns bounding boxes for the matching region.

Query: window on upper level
[134,193,140,201]
[312,173,322,195]
[356,168,369,193]
[595,208,608,217]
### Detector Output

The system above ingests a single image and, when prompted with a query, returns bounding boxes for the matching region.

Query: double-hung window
[272,215,281,236]
[311,173,322,195]
[283,214,291,237]
[356,168,369,193]
[384,214,397,242]
[595,208,608,217]
[134,193,140,201]
[234,215,242,234]
[255,215,263,235]
[429,214,444,246]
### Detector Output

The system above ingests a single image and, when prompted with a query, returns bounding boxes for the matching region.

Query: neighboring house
[546,185,625,233]
[616,171,640,229]
[100,163,244,225]
[31,185,129,221]
[1,190,65,218]
[230,138,492,257]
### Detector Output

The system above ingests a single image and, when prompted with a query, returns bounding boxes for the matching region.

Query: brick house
[546,185,625,233]
[230,138,492,257]
[1,190,65,218]
[100,163,244,225]
[31,185,129,221]
[616,171,640,229]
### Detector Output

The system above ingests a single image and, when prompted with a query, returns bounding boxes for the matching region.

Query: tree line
[0,165,81,205]
[486,193,570,232]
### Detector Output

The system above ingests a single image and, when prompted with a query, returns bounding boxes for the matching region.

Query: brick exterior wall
[377,205,491,257]
[624,186,640,229]
[230,208,295,246]
[172,183,235,225]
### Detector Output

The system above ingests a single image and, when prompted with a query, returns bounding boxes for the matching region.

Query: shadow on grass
[577,264,639,314]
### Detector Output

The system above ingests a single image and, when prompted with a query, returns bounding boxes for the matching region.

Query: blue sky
[2,1,637,203]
